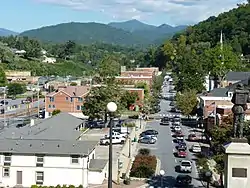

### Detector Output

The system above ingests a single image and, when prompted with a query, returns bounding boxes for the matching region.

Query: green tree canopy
[176,89,198,116]
[120,91,138,109]
[7,83,26,96]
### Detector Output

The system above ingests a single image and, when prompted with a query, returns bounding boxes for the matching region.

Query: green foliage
[138,148,151,156]
[123,122,136,127]
[7,83,26,96]
[52,109,61,116]
[0,66,6,86]
[70,82,77,86]
[30,185,83,188]
[130,154,157,178]
[135,82,149,97]
[120,91,138,109]
[176,89,198,116]
[82,83,122,119]
[98,55,120,78]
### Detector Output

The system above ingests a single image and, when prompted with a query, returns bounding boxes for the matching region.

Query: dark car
[175,175,192,187]
[169,101,175,106]
[177,142,187,150]
[86,120,105,129]
[170,107,176,112]
[160,117,170,125]
[0,100,8,105]
[143,129,158,135]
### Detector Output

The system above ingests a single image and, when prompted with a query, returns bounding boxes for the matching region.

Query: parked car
[105,131,127,139]
[180,160,192,173]
[177,149,187,158]
[170,107,176,112]
[142,129,158,135]
[86,120,105,129]
[175,175,192,187]
[100,136,125,145]
[169,101,175,106]
[160,117,170,125]
[139,134,157,141]
[188,134,200,141]
[177,142,187,150]
[191,144,202,153]
[174,126,181,132]
[0,100,8,105]
[138,136,156,144]
[176,134,184,140]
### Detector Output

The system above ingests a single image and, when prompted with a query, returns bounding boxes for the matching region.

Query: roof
[225,71,250,81]
[207,88,229,97]
[0,113,85,140]
[89,159,108,172]
[0,139,97,155]
[47,86,90,97]
[123,88,144,91]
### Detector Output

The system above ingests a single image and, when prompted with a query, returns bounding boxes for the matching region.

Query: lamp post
[107,102,117,188]
[159,170,165,188]
[205,171,212,188]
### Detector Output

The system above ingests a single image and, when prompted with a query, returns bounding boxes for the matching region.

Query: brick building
[123,88,144,104]
[120,71,154,77]
[135,67,159,76]
[45,86,90,116]
[115,76,153,88]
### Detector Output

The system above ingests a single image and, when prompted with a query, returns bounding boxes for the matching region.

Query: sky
[0,0,247,32]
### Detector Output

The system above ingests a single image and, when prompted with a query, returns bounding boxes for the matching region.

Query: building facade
[0,139,97,188]
[45,86,90,116]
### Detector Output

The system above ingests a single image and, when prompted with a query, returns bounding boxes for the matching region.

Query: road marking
[172,141,174,144]
[173,149,175,152]
[175,159,177,163]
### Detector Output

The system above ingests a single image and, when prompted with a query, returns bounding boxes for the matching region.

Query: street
[139,78,204,187]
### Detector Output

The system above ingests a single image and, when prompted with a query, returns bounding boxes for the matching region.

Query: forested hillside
[174,3,250,55]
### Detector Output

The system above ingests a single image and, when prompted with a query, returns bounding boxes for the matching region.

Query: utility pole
[3,86,6,127]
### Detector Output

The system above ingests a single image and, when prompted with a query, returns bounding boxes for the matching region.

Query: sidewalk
[112,119,146,183]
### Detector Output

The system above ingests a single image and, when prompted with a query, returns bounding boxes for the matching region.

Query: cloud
[34,0,246,25]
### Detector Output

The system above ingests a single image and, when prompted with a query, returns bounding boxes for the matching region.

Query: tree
[98,55,120,78]
[120,91,138,109]
[135,82,149,98]
[82,84,122,119]
[0,67,6,86]
[176,89,198,116]
[70,82,77,86]
[7,83,26,96]
[52,109,61,116]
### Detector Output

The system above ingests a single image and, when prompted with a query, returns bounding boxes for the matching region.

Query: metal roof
[226,71,250,81]
[0,113,85,140]
[89,159,108,172]
[0,139,97,155]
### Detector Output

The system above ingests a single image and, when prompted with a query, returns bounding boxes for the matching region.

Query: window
[36,155,44,167]
[48,105,51,108]
[78,97,83,102]
[71,155,79,164]
[36,171,44,185]
[76,105,80,110]
[70,97,73,102]
[52,105,55,108]
[49,97,54,102]
[232,168,247,178]
[66,97,69,101]
[3,168,9,177]
[4,154,11,166]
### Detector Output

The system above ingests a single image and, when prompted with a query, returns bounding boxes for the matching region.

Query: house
[5,70,38,84]
[42,56,56,64]
[0,113,108,187]
[222,71,250,87]
[45,86,90,117]
[0,139,98,187]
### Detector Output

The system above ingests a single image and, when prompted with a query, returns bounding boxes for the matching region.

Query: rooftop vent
[73,144,75,147]
[42,142,44,146]
[16,142,18,145]
[29,144,32,147]
[10,148,13,151]
[57,144,60,147]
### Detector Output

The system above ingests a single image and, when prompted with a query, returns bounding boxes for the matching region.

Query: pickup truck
[100,136,125,145]
[105,131,127,138]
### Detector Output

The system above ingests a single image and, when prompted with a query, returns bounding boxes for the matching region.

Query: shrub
[123,122,136,127]
[130,154,157,178]
[139,148,151,156]
[123,177,131,185]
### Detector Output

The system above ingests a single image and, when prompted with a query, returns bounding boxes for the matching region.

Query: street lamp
[107,102,117,188]
[205,171,212,188]
[159,170,165,188]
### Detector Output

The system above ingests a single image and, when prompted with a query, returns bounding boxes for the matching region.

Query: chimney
[30,119,35,126]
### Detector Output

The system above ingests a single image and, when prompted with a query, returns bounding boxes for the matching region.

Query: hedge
[31,185,83,188]
[130,154,157,178]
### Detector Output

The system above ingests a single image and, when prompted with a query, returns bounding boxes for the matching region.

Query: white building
[42,56,56,64]
[0,113,108,187]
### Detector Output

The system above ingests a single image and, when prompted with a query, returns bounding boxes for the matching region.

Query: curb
[155,158,161,175]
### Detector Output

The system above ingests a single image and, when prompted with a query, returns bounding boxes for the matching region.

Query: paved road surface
[139,81,204,187]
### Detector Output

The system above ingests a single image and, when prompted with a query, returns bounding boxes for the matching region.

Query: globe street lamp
[107,102,117,188]
[159,170,165,188]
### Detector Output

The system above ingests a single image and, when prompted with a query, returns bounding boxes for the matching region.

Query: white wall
[0,154,88,187]
[88,170,107,184]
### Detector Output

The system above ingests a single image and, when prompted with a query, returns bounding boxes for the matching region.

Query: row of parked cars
[138,129,158,144]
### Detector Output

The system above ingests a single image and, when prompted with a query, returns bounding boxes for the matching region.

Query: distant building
[115,76,153,88]
[5,70,38,83]
[45,86,90,116]
[42,56,56,64]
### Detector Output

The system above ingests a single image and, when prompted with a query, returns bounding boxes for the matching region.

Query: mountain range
[0,28,19,36]
[15,20,187,46]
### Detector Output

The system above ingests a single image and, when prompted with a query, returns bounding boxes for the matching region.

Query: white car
[180,160,192,173]
[191,144,202,153]
[174,126,181,132]
[100,136,125,145]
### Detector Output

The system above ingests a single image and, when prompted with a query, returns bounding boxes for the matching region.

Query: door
[16,171,22,185]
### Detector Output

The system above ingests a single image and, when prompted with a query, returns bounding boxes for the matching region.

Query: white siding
[0,154,88,187]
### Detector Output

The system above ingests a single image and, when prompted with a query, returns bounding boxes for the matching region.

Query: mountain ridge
[0,28,19,36]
